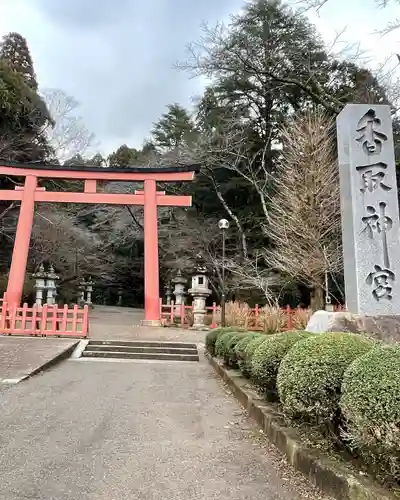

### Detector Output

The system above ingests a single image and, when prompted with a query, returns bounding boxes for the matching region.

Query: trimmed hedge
[235,333,263,374]
[340,345,400,485]
[223,332,251,367]
[251,331,313,400]
[241,336,269,378]
[277,332,375,423]
[205,327,242,357]
[214,330,247,367]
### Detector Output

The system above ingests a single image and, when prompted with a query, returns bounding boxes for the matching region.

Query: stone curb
[205,351,395,500]
[21,341,80,382]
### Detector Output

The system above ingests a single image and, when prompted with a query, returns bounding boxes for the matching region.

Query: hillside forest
[0,0,399,310]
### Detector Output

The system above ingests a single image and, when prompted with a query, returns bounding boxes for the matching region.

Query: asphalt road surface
[0,357,328,500]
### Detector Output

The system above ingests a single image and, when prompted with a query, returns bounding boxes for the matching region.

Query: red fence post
[0,297,7,332]
[211,302,217,329]
[180,303,185,328]
[254,304,259,329]
[82,305,89,337]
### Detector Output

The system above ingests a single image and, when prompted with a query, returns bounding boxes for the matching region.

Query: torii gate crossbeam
[0,162,198,326]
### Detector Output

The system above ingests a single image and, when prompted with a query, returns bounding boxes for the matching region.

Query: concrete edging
[22,341,80,381]
[205,351,395,500]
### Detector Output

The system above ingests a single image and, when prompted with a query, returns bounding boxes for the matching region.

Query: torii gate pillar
[0,162,198,327]
[142,178,160,326]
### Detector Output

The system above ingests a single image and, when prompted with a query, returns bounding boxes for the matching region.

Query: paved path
[0,337,77,383]
[0,357,327,500]
[89,305,205,343]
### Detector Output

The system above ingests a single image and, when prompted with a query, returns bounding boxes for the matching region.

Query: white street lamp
[218,218,230,326]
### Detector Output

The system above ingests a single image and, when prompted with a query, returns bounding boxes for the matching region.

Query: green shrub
[223,332,251,368]
[235,333,263,374]
[277,332,374,423]
[251,331,313,400]
[205,327,241,357]
[340,345,400,485]
[240,335,269,377]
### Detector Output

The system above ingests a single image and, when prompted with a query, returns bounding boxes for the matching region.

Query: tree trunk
[310,285,324,311]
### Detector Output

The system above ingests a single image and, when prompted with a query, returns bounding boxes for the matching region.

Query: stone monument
[307,104,400,343]
[172,270,187,316]
[189,265,211,329]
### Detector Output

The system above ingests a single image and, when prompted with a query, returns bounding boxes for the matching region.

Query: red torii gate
[0,162,198,326]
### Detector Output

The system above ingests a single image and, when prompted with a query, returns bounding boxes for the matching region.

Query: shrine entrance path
[89,305,205,343]
[0,348,328,500]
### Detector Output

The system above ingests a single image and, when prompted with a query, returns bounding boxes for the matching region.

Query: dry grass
[291,307,312,330]
[258,305,287,334]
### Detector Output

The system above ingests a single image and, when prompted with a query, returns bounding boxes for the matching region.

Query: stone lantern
[85,276,94,308]
[77,278,86,307]
[165,281,173,305]
[33,263,46,307]
[45,264,59,306]
[189,264,211,329]
[172,270,187,316]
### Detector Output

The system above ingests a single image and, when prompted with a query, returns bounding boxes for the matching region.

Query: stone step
[81,350,199,362]
[86,345,198,355]
[87,340,196,349]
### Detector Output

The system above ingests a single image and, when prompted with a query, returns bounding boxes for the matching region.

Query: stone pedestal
[85,277,94,308]
[307,310,400,344]
[117,288,123,307]
[77,279,86,307]
[165,282,173,305]
[141,319,162,327]
[33,263,46,307]
[172,270,187,317]
[189,267,211,329]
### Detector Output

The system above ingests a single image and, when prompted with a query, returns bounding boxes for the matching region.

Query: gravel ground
[0,356,332,500]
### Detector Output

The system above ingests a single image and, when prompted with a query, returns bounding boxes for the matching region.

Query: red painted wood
[0,297,88,337]
[6,175,37,306]
[0,165,195,182]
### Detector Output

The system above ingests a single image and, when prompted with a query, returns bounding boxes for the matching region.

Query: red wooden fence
[0,297,89,337]
[160,300,346,330]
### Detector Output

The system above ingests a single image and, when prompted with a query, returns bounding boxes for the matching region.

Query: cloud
[3,0,240,154]
[1,0,398,156]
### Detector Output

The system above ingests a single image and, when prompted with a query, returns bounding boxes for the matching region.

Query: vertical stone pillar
[117,288,123,306]
[337,104,400,314]
[77,278,86,307]
[85,276,94,308]
[172,270,187,316]
[165,282,173,305]
[32,263,46,307]
[46,264,59,306]
[189,266,211,329]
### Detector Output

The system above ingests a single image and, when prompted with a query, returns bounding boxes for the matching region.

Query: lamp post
[218,218,230,327]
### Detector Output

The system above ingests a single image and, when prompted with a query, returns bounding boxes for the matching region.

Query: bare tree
[264,108,342,310]
[41,88,96,162]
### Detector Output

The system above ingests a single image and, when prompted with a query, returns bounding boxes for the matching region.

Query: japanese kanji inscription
[337,104,400,314]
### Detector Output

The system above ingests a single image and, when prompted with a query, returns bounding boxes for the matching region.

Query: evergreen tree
[108,144,140,168]
[0,32,38,90]
[152,103,196,149]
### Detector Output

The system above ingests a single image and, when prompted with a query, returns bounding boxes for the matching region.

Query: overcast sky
[0,0,399,155]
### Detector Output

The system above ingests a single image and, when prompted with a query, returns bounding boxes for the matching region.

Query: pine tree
[108,144,140,168]
[152,103,196,150]
[0,32,38,90]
